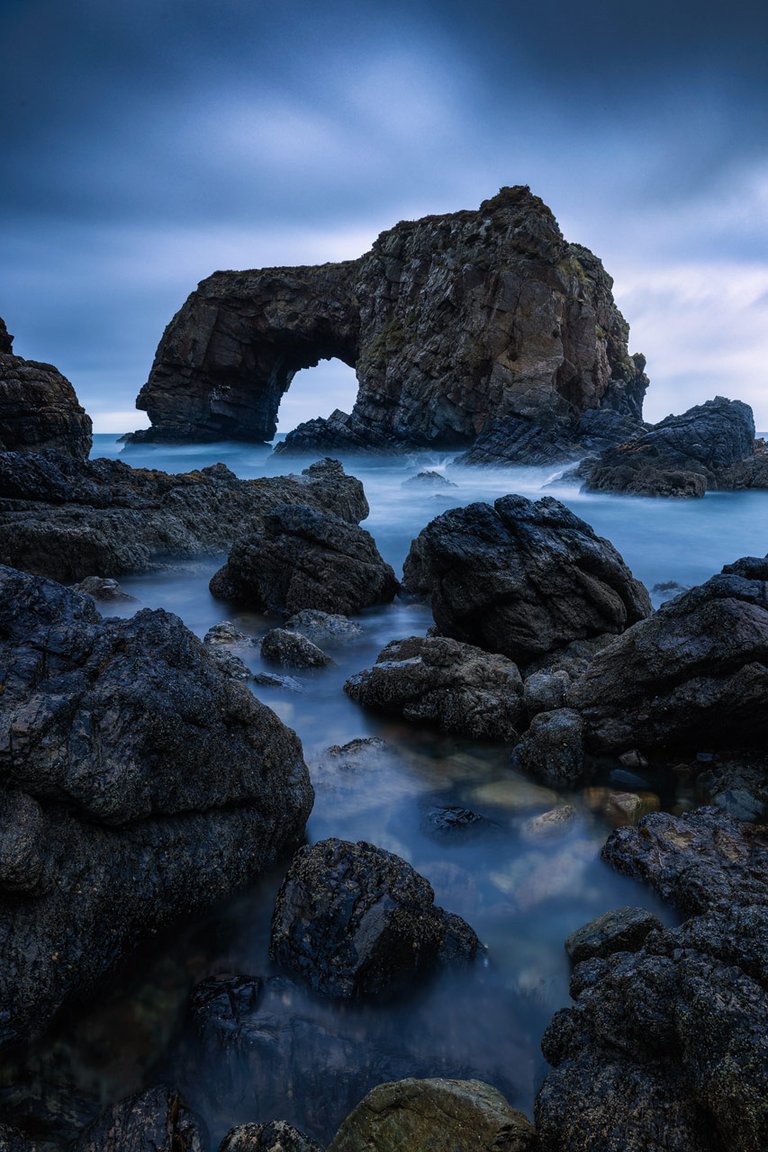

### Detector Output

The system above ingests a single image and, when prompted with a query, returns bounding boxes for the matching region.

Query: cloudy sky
[2,0,767,433]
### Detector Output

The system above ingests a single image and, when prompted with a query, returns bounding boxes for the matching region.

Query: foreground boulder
[75,1087,205,1152]
[402,495,651,666]
[0,565,312,1047]
[130,187,646,448]
[0,316,92,459]
[0,454,367,581]
[270,838,479,998]
[210,504,398,615]
[580,396,759,497]
[220,1121,323,1152]
[328,1078,535,1152]
[569,555,768,753]
[344,634,524,740]
[536,808,768,1152]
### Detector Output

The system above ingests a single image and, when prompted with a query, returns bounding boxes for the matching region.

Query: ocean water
[5,433,767,1146]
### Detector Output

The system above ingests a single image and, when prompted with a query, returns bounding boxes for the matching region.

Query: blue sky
[2,0,766,432]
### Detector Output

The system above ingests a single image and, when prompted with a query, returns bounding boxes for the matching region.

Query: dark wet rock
[203,621,255,680]
[131,188,646,448]
[522,669,571,716]
[510,709,586,788]
[564,906,663,964]
[283,609,363,645]
[219,1120,324,1152]
[717,441,768,489]
[0,564,312,1049]
[211,505,398,616]
[0,792,45,895]
[580,396,757,497]
[569,555,768,753]
[74,1086,205,1152]
[575,406,648,451]
[0,1123,49,1151]
[401,470,457,488]
[270,838,479,998]
[203,621,251,646]
[344,634,524,741]
[205,646,252,680]
[0,321,92,459]
[328,1077,536,1152]
[261,629,332,669]
[456,416,583,467]
[402,495,651,667]
[422,806,491,838]
[0,452,367,582]
[72,576,133,601]
[520,804,578,841]
[252,670,304,692]
[695,756,768,822]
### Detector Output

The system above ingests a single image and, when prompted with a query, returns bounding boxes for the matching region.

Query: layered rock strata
[0,453,367,581]
[0,317,92,458]
[0,565,312,1048]
[130,187,647,447]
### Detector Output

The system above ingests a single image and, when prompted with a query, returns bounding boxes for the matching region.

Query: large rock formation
[0,564,312,1047]
[0,317,92,458]
[0,453,367,581]
[402,495,651,667]
[130,187,647,447]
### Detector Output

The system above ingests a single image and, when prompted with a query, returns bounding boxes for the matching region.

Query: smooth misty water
[5,434,767,1147]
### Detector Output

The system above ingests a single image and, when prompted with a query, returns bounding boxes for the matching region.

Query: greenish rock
[565,906,663,964]
[328,1078,535,1152]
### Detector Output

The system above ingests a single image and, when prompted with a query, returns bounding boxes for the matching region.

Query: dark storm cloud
[1,0,766,427]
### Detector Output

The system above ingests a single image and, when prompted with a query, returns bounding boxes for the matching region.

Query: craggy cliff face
[133,187,647,445]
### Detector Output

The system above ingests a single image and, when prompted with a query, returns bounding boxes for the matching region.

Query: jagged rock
[129,188,647,447]
[510,709,586,788]
[536,810,768,1152]
[522,669,571,716]
[328,1078,536,1152]
[283,609,363,644]
[568,555,768,753]
[203,621,252,646]
[210,505,398,615]
[401,470,457,488]
[261,628,332,668]
[344,634,524,740]
[456,416,584,466]
[74,1086,205,1152]
[564,906,663,964]
[0,453,367,581]
[269,838,479,998]
[0,564,312,1048]
[717,441,768,489]
[580,397,757,497]
[0,318,92,459]
[219,1121,323,1152]
[402,495,651,666]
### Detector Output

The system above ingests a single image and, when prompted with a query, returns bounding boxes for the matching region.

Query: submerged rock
[328,1077,535,1152]
[0,453,368,581]
[210,504,398,615]
[401,470,457,488]
[269,838,479,998]
[344,634,524,740]
[402,495,650,666]
[130,187,646,448]
[568,555,768,753]
[0,564,312,1048]
[0,317,92,459]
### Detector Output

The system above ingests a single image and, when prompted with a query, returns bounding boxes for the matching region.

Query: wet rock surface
[535,807,768,1151]
[580,396,758,497]
[510,709,585,788]
[131,188,646,448]
[0,564,312,1048]
[74,1086,205,1152]
[0,453,367,581]
[568,554,768,753]
[0,319,92,460]
[261,628,332,668]
[344,634,524,741]
[219,1120,323,1152]
[564,906,663,964]
[210,504,398,615]
[402,495,651,666]
[328,1077,536,1152]
[283,610,363,645]
[269,839,479,998]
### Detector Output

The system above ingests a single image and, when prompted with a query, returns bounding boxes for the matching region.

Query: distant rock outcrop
[130,187,647,448]
[0,316,92,458]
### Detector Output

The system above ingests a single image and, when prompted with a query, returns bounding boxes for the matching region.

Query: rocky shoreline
[1,187,767,1152]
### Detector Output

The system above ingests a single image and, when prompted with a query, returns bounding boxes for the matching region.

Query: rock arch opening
[276,357,359,435]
